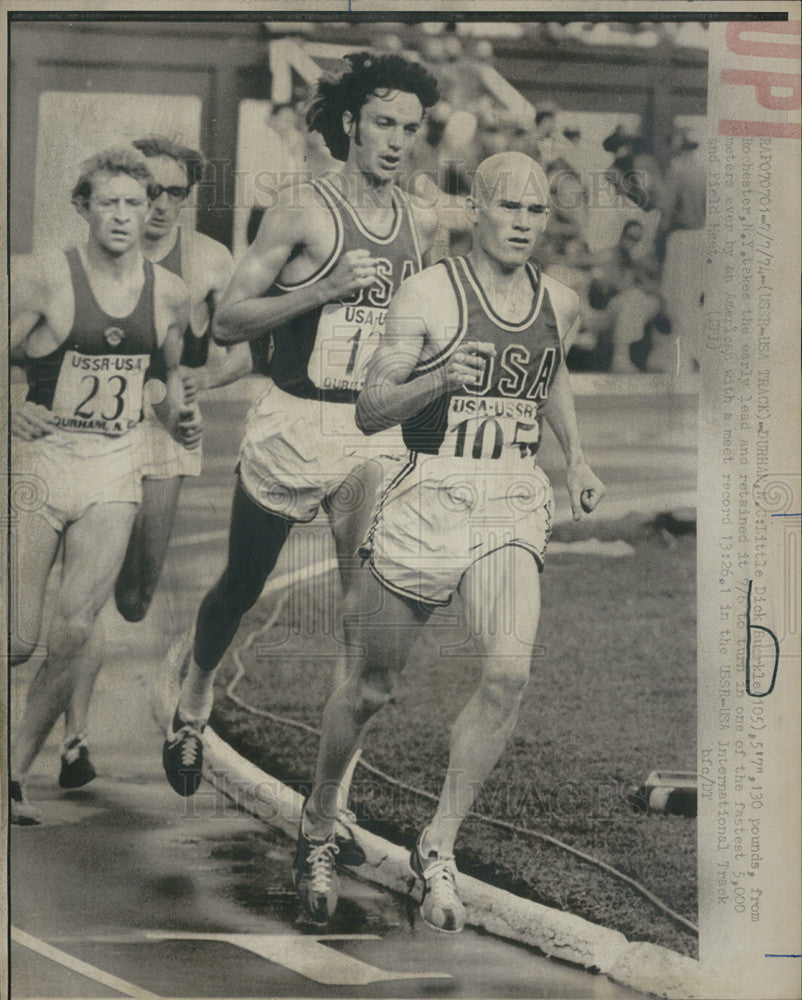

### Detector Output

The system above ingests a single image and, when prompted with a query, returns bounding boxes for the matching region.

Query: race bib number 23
[51,350,149,435]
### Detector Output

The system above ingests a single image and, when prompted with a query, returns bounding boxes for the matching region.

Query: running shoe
[294,812,340,924]
[59,736,97,789]
[335,808,366,867]
[10,780,41,826]
[162,709,205,797]
[410,828,466,933]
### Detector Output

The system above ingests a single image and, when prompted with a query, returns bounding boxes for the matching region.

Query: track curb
[151,661,703,999]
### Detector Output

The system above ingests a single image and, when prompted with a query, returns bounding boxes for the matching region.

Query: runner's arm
[183,244,252,393]
[542,360,605,519]
[9,256,60,439]
[10,255,47,350]
[193,341,252,391]
[356,276,491,434]
[152,280,202,449]
[212,185,379,345]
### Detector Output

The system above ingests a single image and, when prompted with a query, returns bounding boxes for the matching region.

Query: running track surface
[9,387,694,998]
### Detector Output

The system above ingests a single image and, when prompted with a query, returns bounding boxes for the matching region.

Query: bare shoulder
[391,261,457,341]
[14,250,69,297]
[193,230,233,265]
[395,258,449,305]
[280,179,333,229]
[541,271,580,323]
[11,251,73,345]
[153,262,189,310]
[192,230,234,283]
[252,178,333,250]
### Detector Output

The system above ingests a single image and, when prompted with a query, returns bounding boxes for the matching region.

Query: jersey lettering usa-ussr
[402,257,564,463]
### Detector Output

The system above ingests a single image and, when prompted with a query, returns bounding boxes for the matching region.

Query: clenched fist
[443,341,497,392]
[323,250,382,301]
[11,401,57,441]
[173,406,203,451]
[566,461,606,521]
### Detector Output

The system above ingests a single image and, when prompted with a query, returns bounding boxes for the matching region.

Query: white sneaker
[410,828,466,933]
[294,806,340,924]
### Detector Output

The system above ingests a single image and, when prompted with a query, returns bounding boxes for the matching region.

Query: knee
[349,670,394,724]
[50,606,97,657]
[481,660,531,713]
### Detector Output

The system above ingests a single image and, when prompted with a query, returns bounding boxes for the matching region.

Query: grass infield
[211,513,697,958]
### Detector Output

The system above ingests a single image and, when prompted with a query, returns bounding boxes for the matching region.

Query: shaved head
[470,152,549,209]
[466,152,551,270]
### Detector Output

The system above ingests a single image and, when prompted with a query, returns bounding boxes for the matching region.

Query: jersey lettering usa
[258,179,423,403]
[402,256,563,463]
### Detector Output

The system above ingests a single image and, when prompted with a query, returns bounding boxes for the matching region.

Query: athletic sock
[62,733,86,760]
[336,749,362,815]
[177,659,215,726]
[420,826,452,859]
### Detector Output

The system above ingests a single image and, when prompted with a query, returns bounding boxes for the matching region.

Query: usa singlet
[25,248,159,436]
[402,256,563,463]
[252,177,424,401]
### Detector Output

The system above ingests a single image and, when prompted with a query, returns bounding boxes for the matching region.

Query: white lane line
[144,932,450,987]
[11,927,161,1000]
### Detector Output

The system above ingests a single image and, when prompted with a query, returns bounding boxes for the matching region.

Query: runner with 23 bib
[9,147,200,823]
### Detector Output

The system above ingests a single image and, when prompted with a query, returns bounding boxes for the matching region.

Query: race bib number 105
[447,398,542,462]
[51,350,149,435]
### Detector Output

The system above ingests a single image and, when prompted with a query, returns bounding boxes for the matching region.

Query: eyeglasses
[151,184,189,203]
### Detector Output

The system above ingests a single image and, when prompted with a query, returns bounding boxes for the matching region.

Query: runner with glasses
[113,135,251,627]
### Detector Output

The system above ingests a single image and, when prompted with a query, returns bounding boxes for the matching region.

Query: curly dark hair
[131,134,206,189]
[306,51,440,162]
[71,146,155,204]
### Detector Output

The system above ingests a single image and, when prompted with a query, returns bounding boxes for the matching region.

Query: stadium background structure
[9,17,708,257]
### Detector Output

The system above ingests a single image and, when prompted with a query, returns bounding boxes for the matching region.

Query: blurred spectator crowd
[242,24,706,376]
